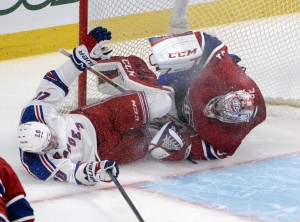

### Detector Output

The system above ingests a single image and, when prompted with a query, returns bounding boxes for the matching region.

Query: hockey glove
[72,26,112,71]
[75,160,119,186]
[149,121,192,161]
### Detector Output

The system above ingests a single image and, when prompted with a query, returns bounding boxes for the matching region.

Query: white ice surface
[0,53,300,222]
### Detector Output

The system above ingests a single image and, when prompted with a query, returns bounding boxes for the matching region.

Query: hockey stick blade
[107,170,145,222]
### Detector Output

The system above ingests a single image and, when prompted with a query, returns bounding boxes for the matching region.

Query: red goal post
[58,0,300,116]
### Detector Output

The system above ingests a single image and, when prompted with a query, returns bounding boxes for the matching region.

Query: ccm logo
[121,59,135,76]
[131,100,139,121]
[168,48,197,58]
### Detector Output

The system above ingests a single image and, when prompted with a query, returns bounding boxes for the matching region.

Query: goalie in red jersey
[145,30,267,161]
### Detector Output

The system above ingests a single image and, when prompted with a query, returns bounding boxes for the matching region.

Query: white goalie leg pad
[93,61,130,95]
[116,57,174,94]
[145,91,172,120]
[167,91,179,118]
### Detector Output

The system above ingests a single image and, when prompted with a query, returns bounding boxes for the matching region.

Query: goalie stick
[59,48,193,130]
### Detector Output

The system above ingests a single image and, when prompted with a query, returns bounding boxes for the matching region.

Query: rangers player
[147,31,267,161]
[0,157,35,222]
[16,27,173,186]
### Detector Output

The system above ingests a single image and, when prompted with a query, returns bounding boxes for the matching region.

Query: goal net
[58,0,300,116]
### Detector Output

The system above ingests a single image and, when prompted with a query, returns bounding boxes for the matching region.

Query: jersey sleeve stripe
[0,213,9,222]
[20,151,54,180]
[6,195,24,207]
[43,70,69,96]
[20,105,45,124]
[20,150,38,179]
[194,31,203,49]
[40,155,56,172]
[34,105,45,124]
[6,197,35,222]
[0,179,5,196]
[201,140,218,160]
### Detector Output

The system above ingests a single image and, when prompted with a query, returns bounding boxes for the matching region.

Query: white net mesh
[58,0,300,114]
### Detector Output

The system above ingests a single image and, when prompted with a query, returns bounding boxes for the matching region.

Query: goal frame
[77,0,189,107]
[75,0,300,112]
[78,0,88,107]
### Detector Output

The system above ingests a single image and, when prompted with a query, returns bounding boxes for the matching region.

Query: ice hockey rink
[1,48,300,221]
[1,51,300,222]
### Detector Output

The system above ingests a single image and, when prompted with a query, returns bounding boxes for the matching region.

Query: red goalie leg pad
[103,91,151,132]
[73,91,150,134]
[98,126,151,164]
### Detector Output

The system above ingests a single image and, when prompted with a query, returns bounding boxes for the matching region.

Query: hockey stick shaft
[58,48,194,131]
[59,48,127,93]
[107,170,145,222]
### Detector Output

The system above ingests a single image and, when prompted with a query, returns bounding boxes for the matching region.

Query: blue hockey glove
[72,26,113,71]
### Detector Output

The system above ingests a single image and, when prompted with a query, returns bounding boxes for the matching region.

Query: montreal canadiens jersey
[156,31,225,122]
[0,157,35,222]
[186,52,266,160]
[19,60,99,184]
[156,31,266,160]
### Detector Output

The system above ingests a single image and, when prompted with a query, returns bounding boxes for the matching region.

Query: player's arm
[20,27,113,126]
[23,27,112,110]
[0,158,35,222]
[188,135,236,160]
[20,151,119,186]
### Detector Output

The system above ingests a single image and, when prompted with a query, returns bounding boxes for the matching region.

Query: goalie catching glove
[149,121,192,161]
[74,160,119,186]
[72,26,113,71]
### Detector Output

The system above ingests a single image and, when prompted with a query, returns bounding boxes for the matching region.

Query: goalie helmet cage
[58,0,300,115]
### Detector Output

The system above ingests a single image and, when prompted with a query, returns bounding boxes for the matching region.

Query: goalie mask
[17,122,58,154]
[203,90,257,123]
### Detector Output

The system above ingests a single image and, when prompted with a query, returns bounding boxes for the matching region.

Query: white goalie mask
[203,90,257,123]
[17,122,58,154]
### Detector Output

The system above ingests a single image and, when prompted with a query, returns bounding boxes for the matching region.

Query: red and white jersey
[183,40,266,160]
[0,157,35,222]
[155,31,267,160]
[19,60,99,184]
